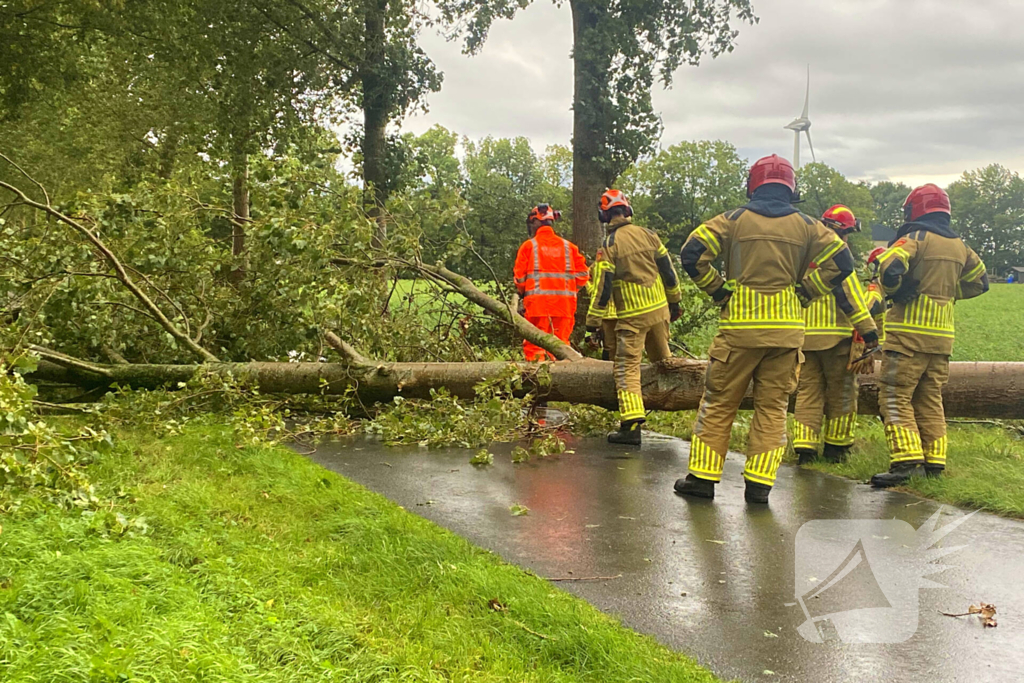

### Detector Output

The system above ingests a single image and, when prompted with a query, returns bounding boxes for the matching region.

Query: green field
[0,423,719,683]
[951,283,1024,361]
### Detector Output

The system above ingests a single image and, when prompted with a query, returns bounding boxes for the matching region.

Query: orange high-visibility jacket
[514,226,589,317]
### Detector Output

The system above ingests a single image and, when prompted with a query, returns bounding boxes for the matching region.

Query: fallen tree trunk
[27,358,1024,419]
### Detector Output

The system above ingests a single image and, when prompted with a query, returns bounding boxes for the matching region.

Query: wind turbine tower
[785,66,816,168]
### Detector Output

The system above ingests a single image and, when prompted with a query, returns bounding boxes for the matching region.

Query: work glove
[669,301,682,322]
[795,284,814,308]
[847,330,880,374]
[585,326,603,349]
[891,278,919,304]
[711,284,733,310]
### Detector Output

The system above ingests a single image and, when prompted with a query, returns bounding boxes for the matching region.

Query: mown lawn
[0,423,719,683]
[951,283,1024,361]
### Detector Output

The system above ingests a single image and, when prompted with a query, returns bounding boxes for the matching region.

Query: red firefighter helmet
[867,247,886,265]
[903,184,951,222]
[527,204,561,224]
[747,154,796,197]
[821,204,861,235]
[598,188,633,222]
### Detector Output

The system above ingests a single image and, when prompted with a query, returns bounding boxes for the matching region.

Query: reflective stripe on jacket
[513,226,589,317]
[876,229,987,355]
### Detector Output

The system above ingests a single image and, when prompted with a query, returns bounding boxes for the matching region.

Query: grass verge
[648,411,1024,518]
[0,422,720,682]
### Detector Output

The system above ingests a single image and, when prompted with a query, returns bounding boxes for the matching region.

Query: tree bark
[570,0,608,259]
[362,0,389,244]
[27,359,1024,419]
[231,149,250,280]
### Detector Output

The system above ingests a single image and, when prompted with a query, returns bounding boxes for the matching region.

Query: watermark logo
[792,508,974,643]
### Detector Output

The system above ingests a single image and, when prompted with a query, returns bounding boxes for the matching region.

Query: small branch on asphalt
[544,574,624,582]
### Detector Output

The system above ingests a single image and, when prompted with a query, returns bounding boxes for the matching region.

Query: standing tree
[947,164,1024,277]
[622,139,747,252]
[797,162,875,258]
[869,180,912,232]
[437,0,755,256]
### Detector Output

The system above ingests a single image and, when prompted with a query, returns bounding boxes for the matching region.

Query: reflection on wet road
[307,434,1024,682]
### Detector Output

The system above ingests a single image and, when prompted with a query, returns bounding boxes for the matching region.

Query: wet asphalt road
[306,433,1024,682]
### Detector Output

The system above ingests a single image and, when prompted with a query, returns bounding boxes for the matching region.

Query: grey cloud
[404,0,1024,182]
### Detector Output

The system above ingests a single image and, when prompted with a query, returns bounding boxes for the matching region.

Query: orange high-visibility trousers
[524,315,575,361]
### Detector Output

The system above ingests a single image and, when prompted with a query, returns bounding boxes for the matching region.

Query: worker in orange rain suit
[586,189,683,446]
[513,204,589,361]
[870,184,988,488]
[673,155,878,504]
[792,204,872,466]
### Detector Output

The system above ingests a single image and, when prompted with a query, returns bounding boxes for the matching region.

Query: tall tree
[622,140,747,251]
[869,180,911,232]
[947,164,1024,277]
[797,162,875,259]
[438,0,755,256]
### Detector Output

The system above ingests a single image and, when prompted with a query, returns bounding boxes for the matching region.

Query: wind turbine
[785,66,816,168]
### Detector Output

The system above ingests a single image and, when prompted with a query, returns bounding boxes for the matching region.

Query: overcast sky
[400,0,1024,186]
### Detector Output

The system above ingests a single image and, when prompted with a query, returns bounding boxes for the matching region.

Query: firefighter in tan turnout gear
[586,189,683,446]
[792,204,875,465]
[674,155,878,504]
[870,184,988,488]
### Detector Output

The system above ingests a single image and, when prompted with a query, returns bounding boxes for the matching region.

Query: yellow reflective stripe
[692,225,721,257]
[962,261,985,282]
[694,268,717,288]
[656,243,669,257]
[813,237,845,265]
[688,435,725,482]
[613,279,668,318]
[743,446,786,487]
[885,424,923,461]
[792,420,820,450]
[885,324,955,339]
[617,389,646,421]
[882,246,910,265]
[823,413,856,446]
[845,275,871,324]
[720,283,803,330]
[807,268,829,296]
[924,435,948,465]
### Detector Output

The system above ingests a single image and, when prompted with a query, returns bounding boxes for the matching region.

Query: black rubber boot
[744,480,771,504]
[925,465,944,479]
[822,443,850,464]
[674,474,716,499]
[607,419,643,446]
[870,463,925,488]
[796,448,818,465]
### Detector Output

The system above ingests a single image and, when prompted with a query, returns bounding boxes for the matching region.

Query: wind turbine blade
[802,65,810,118]
[805,129,816,163]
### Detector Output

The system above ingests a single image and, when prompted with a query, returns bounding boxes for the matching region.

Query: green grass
[648,411,1024,518]
[0,423,720,682]
[802,418,1024,517]
[951,283,1024,361]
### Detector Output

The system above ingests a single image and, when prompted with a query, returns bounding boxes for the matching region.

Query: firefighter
[870,184,988,488]
[674,155,878,504]
[585,247,617,360]
[792,205,866,465]
[586,189,683,445]
[513,204,589,361]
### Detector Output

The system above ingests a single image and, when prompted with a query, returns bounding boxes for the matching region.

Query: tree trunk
[231,149,250,281]
[362,0,389,245]
[28,359,1024,419]
[570,0,608,258]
